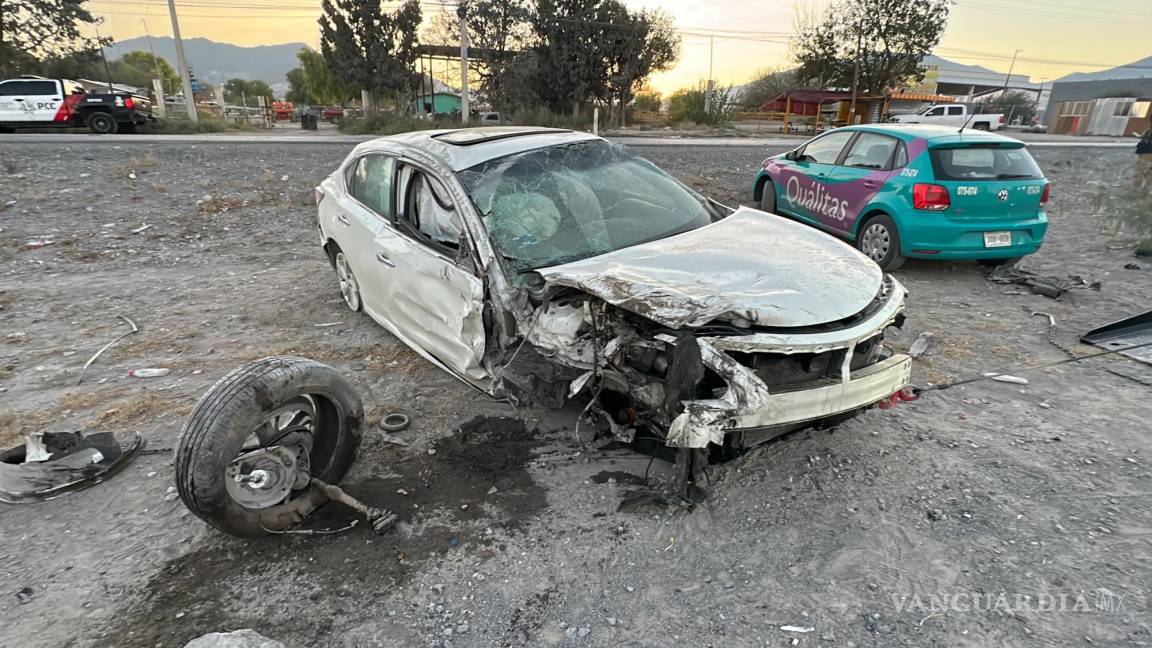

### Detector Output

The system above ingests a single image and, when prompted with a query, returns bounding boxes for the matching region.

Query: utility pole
[140,20,165,90]
[848,31,862,126]
[167,0,198,122]
[703,35,714,114]
[458,2,470,124]
[1002,49,1022,94]
[94,26,114,92]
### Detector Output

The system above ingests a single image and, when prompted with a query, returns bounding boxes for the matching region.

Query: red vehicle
[320,106,344,122]
[271,101,294,122]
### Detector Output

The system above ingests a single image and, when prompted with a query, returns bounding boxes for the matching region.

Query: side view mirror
[784,150,798,161]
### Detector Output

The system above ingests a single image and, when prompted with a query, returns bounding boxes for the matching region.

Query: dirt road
[1,140,1149,648]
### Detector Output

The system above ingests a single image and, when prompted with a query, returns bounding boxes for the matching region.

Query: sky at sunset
[88,0,1152,93]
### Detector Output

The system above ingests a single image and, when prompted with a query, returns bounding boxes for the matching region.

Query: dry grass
[258,342,426,374]
[88,392,192,430]
[196,194,248,214]
[116,153,160,176]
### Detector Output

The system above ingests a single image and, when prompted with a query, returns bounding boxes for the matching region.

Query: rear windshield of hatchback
[929,146,1043,181]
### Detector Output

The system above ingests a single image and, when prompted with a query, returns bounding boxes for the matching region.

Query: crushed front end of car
[493,208,911,452]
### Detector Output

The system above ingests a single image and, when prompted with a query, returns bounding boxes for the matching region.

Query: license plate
[984,231,1012,248]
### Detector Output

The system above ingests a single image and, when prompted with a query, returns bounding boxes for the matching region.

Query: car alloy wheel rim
[335,252,360,311]
[862,223,890,262]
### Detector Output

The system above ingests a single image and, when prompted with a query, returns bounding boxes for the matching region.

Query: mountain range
[104,36,310,88]
[103,36,1150,91]
[1053,54,1152,83]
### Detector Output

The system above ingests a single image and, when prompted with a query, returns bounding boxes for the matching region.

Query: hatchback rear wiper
[995,173,1035,179]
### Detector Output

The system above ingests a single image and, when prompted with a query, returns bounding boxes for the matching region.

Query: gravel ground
[1,140,1150,648]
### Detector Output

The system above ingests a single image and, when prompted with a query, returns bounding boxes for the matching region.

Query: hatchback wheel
[857,214,905,271]
[334,251,362,312]
[759,179,778,213]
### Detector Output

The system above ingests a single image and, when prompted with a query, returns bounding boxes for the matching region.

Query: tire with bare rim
[856,213,905,271]
[175,356,363,537]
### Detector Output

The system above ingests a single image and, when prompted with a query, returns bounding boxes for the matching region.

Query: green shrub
[338,112,459,134]
[143,117,258,134]
[667,82,736,127]
[509,106,591,130]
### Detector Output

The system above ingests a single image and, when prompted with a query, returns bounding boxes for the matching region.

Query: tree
[603,8,679,126]
[296,48,356,105]
[223,78,274,104]
[791,0,949,95]
[979,90,1039,124]
[319,0,422,113]
[529,0,677,118]
[0,0,107,76]
[465,0,533,111]
[285,68,315,105]
[119,51,180,93]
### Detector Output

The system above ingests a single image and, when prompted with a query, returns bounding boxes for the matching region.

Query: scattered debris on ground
[0,431,142,503]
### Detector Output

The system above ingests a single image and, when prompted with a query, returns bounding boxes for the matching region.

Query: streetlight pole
[458,2,469,124]
[167,0,198,122]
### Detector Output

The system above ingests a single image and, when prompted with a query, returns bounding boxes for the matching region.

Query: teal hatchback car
[752,124,1050,270]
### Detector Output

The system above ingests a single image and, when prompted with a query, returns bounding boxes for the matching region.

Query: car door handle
[863,180,879,188]
[376,252,395,267]
[13,98,23,102]
[336,213,350,226]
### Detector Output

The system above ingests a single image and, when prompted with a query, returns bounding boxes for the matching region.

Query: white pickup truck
[890,103,1005,131]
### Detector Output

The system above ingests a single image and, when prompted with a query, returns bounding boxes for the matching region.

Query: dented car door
[372,165,487,381]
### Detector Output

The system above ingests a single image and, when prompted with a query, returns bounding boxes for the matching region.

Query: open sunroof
[431,127,572,146]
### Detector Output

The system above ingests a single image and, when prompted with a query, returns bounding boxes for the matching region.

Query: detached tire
[176,356,363,537]
[86,112,118,135]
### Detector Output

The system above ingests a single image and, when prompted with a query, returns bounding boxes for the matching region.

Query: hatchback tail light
[1040,184,1050,207]
[913,183,951,211]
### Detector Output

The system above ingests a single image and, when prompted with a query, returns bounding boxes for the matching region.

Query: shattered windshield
[457,140,717,270]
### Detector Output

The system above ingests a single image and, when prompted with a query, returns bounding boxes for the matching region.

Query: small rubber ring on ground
[378,413,411,433]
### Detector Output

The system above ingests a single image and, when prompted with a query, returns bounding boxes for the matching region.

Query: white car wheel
[335,252,361,312]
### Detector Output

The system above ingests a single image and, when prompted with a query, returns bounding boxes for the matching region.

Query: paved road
[0,132,1138,148]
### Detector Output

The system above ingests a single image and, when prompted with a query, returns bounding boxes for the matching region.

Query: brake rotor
[224,446,299,509]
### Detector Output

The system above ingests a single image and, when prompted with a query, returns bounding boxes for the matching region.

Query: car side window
[842,133,899,170]
[798,131,855,165]
[24,81,57,95]
[400,168,464,250]
[947,106,964,116]
[926,107,945,116]
[349,154,395,217]
[893,142,909,168]
[0,81,29,96]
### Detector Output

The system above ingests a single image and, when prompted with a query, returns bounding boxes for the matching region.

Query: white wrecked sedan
[173,127,911,537]
[317,127,911,448]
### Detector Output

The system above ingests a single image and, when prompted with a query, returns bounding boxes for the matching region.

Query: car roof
[352,127,602,171]
[842,123,1024,147]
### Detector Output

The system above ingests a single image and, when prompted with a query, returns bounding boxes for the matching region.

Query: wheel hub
[225,446,299,509]
[862,224,890,261]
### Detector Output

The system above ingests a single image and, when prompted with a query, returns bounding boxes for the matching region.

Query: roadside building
[1043,78,1152,136]
[413,91,462,116]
